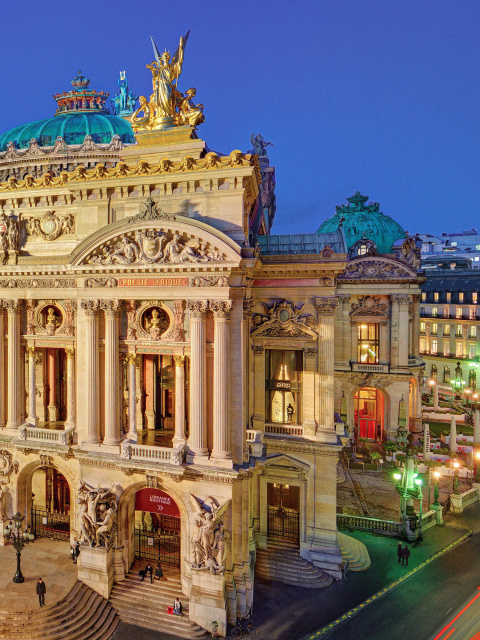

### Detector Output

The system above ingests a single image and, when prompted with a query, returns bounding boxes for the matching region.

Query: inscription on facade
[118,277,188,287]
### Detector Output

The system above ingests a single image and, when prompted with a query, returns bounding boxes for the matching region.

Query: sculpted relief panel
[25,211,76,241]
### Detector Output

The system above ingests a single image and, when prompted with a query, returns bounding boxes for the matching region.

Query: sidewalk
[0,538,76,612]
[253,520,470,640]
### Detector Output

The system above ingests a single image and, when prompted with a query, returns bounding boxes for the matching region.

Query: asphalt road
[427,587,480,640]
[322,532,480,640]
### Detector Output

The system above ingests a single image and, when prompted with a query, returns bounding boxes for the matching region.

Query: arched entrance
[134,488,181,567]
[30,467,71,540]
[354,386,385,441]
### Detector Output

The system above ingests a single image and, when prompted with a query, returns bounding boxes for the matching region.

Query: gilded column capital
[391,294,411,305]
[243,298,254,318]
[65,347,75,358]
[26,346,36,356]
[187,300,209,317]
[174,355,185,366]
[314,296,339,316]
[81,300,100,316]
[100,299,121,316]
[210,300,233,318]
[126,353,138,366]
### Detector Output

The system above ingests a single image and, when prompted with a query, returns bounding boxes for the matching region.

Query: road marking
[433,589,480,640]
[444,629,455,640]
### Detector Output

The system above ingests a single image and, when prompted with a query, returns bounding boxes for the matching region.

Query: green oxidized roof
[0,113,135,151]
[316,191,405,254]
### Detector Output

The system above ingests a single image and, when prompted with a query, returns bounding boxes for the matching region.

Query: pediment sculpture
[252,299,317,338]
[87,230,226,265]
[77,482,119,549]
[350,296,388,320]
[25,211,75,241]
[339,259,414,280]
[190,495,231,574]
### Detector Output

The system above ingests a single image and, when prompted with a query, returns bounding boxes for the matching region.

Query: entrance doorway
[354,387,385,441]
[142,355,175,441]
[134,488,180,566]
[31,467,70,540]
[267,482,299,544]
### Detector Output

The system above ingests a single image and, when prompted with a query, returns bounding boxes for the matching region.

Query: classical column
[126,354,138,441]
[102,300,121,446]
[211,301,233,459]
[48,349,58,422]
[0,309,4,428]
[26,346,37,426]
[187,301,209,460]
[64,348,75,428]
[173,355,186,446]
[81,300,100,444]
[398,295,411,367]
[314,297,338,434]
[411,294,420,358]
[6,300,21,430]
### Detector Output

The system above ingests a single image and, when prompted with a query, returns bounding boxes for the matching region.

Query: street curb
[301,527,472,639]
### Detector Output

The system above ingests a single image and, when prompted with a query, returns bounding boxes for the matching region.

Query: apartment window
[456,342,464,357]
[446,292,451,303]
[456,307,463,319]
[459,292,464,303]
[434,292,439,303]
[444,306,450,317]
[456,326,463,337]
[266,350,302,424]
[420,338,426,353]
[444,343,450,356]
[469,369,477,389]
[444,325,450,336]
[431,338,438,354]
[432,307,438,317]
[469,345,476,359]
[421,292,426,302]
[358,324,379,364]
[444,366,451,383]
[420,321,426,334]
[431,364,437,380]
[470,308,476,320]
[473,292,478,304]
[431,323,438,335]
[469,326,477,339]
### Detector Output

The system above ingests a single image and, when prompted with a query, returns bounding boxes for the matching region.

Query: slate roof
[258,231,346,256]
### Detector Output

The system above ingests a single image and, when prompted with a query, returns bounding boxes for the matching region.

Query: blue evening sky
[0,0,478,236]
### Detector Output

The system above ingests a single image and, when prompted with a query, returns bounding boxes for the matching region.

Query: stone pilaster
[48,348,58,422]
[187,301,209,461]
[314,297,338,438]
[303,347,317,435]
[390,295,400,368]
[252,345,265,431]
[101,300,121,447]
[392,295,410,367]
[210,301,233,461]
[335,294,351,368]
[5,300,21,430]
[65,348,75,428]
[26,346,37,426]
[126,353,138,442]
[81,300,100,444]
[173,355,185,446]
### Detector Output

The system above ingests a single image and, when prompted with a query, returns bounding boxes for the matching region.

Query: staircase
[0,581,118,640]
[337,531,371,571]
[109,562,206,638]
[255,537,334,588]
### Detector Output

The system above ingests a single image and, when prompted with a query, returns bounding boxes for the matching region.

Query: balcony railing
[409,417,423,433]
[351,363,389,373]
[421,310,478,320]
[17,424,75,446]
[337,514,402,537]
[121,441,185,466]
[264,424,304,437]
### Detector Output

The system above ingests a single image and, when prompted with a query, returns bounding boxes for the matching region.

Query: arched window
[444,366,450,383]
[431,364,437,381]
[469,368,476,390]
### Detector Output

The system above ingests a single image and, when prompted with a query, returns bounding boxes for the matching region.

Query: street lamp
[432,471,441,506]
[452,461,460,495]
[4,512,34,583]
[414,477,423,538]
[465,388,472,408]
[474,451,480,483]
[428,379,435,397]
[474,393,479,410]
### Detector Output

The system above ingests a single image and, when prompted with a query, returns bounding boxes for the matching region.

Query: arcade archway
[134,488,181,566]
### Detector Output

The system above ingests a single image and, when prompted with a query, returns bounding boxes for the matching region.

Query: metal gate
[267,506,299,542]
[134,528,180,566]
[31,508,70,541]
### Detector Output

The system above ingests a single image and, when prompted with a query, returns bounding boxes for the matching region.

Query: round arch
[15,458,77,541]
[350,385,390,442]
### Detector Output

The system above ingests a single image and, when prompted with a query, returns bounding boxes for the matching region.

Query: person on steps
[140,563,153,582]
[154,563,167,581]
[173,597,183,616]
[37,578,46,608]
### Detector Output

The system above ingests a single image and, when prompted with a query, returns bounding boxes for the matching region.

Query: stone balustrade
[121,440,185,466]
[246,429,264,457]
[264,424,304,437]
[449,486,480,514]
[337,514,402,537]
[16,424,75,446]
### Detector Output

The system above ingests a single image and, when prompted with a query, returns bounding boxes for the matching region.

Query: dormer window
[357,244,368,256]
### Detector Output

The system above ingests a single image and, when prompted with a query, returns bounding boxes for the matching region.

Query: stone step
[118,613,206,638]
[337,532,371,571]
[0,582,118,640]
[255,545,334,589]
[255,557,324,576]
[110,588,190,612]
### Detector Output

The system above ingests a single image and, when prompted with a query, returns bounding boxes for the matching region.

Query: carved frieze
[339,259,414,280]
[252,299,317,338]
[25,211,75,241]
[85,277,118,288]
[190,275,229,287]
[0,278,76,289]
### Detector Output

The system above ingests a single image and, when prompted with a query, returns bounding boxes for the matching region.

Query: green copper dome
[316,191,406,254]
[0,113,135,152]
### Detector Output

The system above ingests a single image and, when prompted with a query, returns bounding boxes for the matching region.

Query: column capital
[174,355,185,366]
[2,299,22,314]
[210,300,233,318]
[100,299,121,316]
[187,300,209,317]
[81,300,100,316]
[314,296,339,315]
[252,344,264,355]
[126,353,138,366]
[391,294,411,305]
[65,347,75,358]
[26,346,36,356]
[337,294,351,304]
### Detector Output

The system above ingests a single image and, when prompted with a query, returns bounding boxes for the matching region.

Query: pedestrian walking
[397,542,403,564]
[71,539,80,564]
[36,578,46,608]
[402,545,410,567]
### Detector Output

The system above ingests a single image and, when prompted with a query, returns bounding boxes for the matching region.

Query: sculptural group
[77,482,118,549]
[190,495,230,574]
